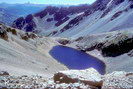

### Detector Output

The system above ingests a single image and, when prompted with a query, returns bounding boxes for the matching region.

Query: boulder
[58,39,70,45]
[102,71,133,89]
[54,68,103,87]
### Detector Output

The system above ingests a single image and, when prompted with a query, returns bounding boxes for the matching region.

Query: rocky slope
[0,23,67,77]
[0,68,133,89]
[12,0,133,38]
[1,26,132,88]
[66,29,133,74]
[12,4,90,34]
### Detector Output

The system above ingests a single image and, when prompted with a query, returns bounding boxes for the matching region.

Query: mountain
[0,0,133,88]
[11,0,133,75]
[0,3,45,25]
[12,0,133,38]
[12,4,90,34]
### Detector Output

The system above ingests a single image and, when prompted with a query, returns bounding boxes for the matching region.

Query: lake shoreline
[50,45,106,75]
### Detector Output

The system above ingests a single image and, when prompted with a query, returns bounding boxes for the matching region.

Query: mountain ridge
[12,0,133,39]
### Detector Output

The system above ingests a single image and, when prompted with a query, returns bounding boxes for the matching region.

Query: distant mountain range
[0,3,45,25]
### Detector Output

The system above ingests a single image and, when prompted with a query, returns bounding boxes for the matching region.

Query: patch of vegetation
[0,30,8,41]
[11,29,17,35]
[58,39,70,45]
[21,35,29,41]
[21,32,38,41]
[26,33,37,39]
[6,28,17,35]
[101,37,133,57]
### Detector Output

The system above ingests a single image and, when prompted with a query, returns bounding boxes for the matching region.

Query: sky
[0,0,96,5]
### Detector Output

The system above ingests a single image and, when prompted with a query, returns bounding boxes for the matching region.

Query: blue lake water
[49,45,106,75]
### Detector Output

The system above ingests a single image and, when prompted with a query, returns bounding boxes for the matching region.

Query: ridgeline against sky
[0,0,96,5]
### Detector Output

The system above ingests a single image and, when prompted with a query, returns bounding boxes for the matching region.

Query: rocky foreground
[0,68,133,89]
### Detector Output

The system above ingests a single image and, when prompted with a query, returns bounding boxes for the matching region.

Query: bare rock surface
[102,71,133,89]
[54,68,103,87]
[0,74,95,89]
[0,69,133,89]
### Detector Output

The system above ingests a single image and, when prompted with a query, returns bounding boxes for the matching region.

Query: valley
[0,0,133,88]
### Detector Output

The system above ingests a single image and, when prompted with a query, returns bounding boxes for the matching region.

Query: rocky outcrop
[12,14,36,32]
[0,71,9,76]
[12,17,25,30]
[101,34,133,57]
[54,68,133,89]
[0,24,38,41]
[20,32,38,41]
[76,31,133,57]
[110,11,123,21]
[54,68,103,88]
[57,38,70,45]
[24,14,36,32]
[101,38,133,57]
[6,28,17,35]
[60,14,84,32]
